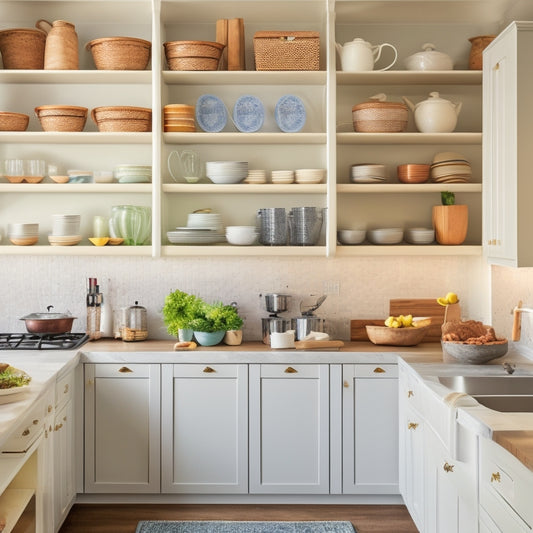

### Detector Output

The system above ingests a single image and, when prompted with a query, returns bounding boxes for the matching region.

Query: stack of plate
[113,164,152,183]
[271,170,294,184]
[167,211,225,245]
[206,161,248,184]
[49,214,81,246]
[295,168,326,184]
[245,169,267,184]
[351,164,387,183]
[164,104,196,132]
[430,152,472,183]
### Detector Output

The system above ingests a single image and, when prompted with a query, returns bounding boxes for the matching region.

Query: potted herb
[189,301,244,346]
[162,289,202,342]
[432,191,468,245]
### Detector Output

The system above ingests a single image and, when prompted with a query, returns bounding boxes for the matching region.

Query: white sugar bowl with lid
[404,43,453,71]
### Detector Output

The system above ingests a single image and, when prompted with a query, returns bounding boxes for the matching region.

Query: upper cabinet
[483,21,533,267]
[0,0,532,258]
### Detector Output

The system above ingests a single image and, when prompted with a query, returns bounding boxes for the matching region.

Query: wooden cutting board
[215,19,228,70]
[294,340,344,350]
[228,18,245,70]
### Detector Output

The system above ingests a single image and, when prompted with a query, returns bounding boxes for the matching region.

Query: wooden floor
[59,504,418,533]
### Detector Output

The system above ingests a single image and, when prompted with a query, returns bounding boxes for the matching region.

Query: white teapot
[335,38,397,72]
[402,92,462,133]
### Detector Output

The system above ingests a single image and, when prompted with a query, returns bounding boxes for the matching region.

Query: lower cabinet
[84,363,161,493]
[161,364,248,493]
[342,364,399,494]
[249,364,330,494]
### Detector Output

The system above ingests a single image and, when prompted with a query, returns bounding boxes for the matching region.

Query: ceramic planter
[178,328,194,342]
[432,204,468,245]
[224,329,243,345]
[193,330,225,346]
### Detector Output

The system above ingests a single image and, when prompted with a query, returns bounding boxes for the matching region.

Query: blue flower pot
[178,328,194,342]
[193,330,225,346]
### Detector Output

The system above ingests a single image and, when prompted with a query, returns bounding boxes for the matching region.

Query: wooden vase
[432,204,468,245]
[468,35,496,70]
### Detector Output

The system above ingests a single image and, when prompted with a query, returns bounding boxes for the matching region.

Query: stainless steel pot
[20,306,76,334]
[264,293,291,314]
[292,316,325,341]
[262,317,291,345]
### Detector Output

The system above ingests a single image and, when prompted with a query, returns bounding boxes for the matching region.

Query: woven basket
[86,37,151,70]
[164,40,224,71]
[352,98,408,133]
[253,31,320,71]
[0,28,46,69]
[121,327,148,342]
[91,106,152,132]
[35,105,88,132]
[0,111,29,131]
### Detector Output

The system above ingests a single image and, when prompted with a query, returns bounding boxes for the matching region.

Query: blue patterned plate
[275,94,306,133]
[195,94,227,133]
[233,95,264,133]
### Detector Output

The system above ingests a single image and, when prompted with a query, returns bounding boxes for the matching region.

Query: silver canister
[264,293,291,314]
[257,208,287,246]
[287,207,324,246]
[262,317,291,345]
[292,316,326,340]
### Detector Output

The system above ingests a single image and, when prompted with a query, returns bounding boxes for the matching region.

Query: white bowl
[337,229,366,245]
[368,227,403,245]
[226,226,258,245]
[404,227,435,244]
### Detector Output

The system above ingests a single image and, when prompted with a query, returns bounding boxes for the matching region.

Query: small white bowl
[368,227,404,245]
[337,229,366,245]
[226,225,258,246]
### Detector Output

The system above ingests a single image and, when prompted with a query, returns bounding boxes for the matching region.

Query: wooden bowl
[0,111,29,131]
[86,37,151,70]
[366,325,430,346]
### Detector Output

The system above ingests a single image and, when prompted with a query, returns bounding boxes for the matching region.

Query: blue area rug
[136,521,356,533]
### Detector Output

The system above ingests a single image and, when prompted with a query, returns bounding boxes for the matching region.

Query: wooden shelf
[336,132,482,145]
[0,132,152,144]
[163,132,326,145]
[162,245,327,257]
[0,183,151,193]
[337,71,482,86]
[337,183,482,193]
[162,183,327,194]
[336,245,482,256]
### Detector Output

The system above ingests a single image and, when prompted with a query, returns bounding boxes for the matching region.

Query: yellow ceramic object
[89,237,110,246]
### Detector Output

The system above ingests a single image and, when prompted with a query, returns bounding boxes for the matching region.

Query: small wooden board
[350,319,386,342]
[294,340,344,350]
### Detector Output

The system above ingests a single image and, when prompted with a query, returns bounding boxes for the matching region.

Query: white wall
[2,254,491,341]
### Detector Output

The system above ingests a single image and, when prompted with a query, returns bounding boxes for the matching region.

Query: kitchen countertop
[1,339,533,472]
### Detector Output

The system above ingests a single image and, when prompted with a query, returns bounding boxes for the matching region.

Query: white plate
[0,384,29,396]
[196,94,227,133]
[275,95,306,133]
[233,95,264,133]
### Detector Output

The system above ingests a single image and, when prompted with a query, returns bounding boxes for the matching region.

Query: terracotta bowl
[397,164,430,183]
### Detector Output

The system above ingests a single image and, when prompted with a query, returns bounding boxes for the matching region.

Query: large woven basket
[0,111,29,131]
[35,105,88,132]
[352,95,408,133]
[91,106,152,132]
[253,31,320,71]
[0,28,46,69]
[86,37,151,70]
[164,40,224,71]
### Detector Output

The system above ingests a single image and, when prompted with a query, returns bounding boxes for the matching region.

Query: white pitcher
[336,38,398,72]
[168,149,202,183]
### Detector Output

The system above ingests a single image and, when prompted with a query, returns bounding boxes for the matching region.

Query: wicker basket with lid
[352,93,408,133]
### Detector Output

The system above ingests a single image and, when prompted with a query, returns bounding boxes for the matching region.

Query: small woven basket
[253,31,320,71]
[91,106,152,132]
[352,96,408,133]
[164,40,224,71]
[0,28,46,69]
[0,111,29,131]
[35,105,88,132]
[86,37,151,70]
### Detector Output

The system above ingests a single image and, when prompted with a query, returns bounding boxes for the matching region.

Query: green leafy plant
[162,289,203,336]
[440,191,456,205]
[189,302,243,333]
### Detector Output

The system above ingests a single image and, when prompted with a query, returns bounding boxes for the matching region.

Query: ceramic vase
[178,328,194,342]
[432,204,468,245]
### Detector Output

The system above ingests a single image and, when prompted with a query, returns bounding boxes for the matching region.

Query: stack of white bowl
[113,164,152,183]
[205,161,248,184]
[350,164,387,183]
[244,169,267,184]
[295,168,326,184]
[430,152,472,183]
[271,170,294,184]
[367,227,404,245]
[404,227,435,244]
[49,214,81,246]
[8,223,39,245]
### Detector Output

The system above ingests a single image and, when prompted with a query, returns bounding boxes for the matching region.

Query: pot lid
[352,93,407,112]
[20,312,75,320]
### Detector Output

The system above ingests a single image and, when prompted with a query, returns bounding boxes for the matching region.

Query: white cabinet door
[53,399,75,531]
[483,21,533,266]
[398,363,425,532]
[161,363,248,493]
[249,364,329,494]
[342,364,399,494]
[84,363,160,493]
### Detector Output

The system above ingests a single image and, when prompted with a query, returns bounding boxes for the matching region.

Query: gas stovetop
[0,332,90,351]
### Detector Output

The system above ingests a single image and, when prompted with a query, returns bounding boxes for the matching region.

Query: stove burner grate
[0,332,90,350]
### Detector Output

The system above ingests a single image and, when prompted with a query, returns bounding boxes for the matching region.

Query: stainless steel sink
[472,395,533,412]
[438,375,533,395]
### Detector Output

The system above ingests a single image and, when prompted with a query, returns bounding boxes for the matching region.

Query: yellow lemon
[446,292,459,304]
[437,297,449,306]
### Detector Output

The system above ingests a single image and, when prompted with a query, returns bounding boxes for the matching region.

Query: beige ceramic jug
[36,19,79,70]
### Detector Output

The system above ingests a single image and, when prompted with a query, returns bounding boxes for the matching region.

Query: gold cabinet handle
[87,379,94,386]
[48,405,53,413]
[33,419,39,425]
[63,416,67,422]
[343,380,349,388]
[284,366,298,374]
[491,472,501,483]
[118,366,133,373]
[64,384,69,394]
[408,422,419,430]
[443,462,454,473]
[407,390,414,398]
[203,366,216,373]
[373,367,386,373]
[55,423,63,431]
[22,429,30,436]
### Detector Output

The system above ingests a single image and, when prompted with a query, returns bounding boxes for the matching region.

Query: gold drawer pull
[33,419,39,425]
[443,462,454,473]
[343,380,349,388]
[407,390,414,398]
[408,422,419,430]
[373,367,386,373]
[203,366,216,373]
[491,472,501,483]
[55,423,63,431]
[64,384,69,394]
[118,366,133,373]
[284,366,298,374]
[22,429,30,437]
[48,405,53,413]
